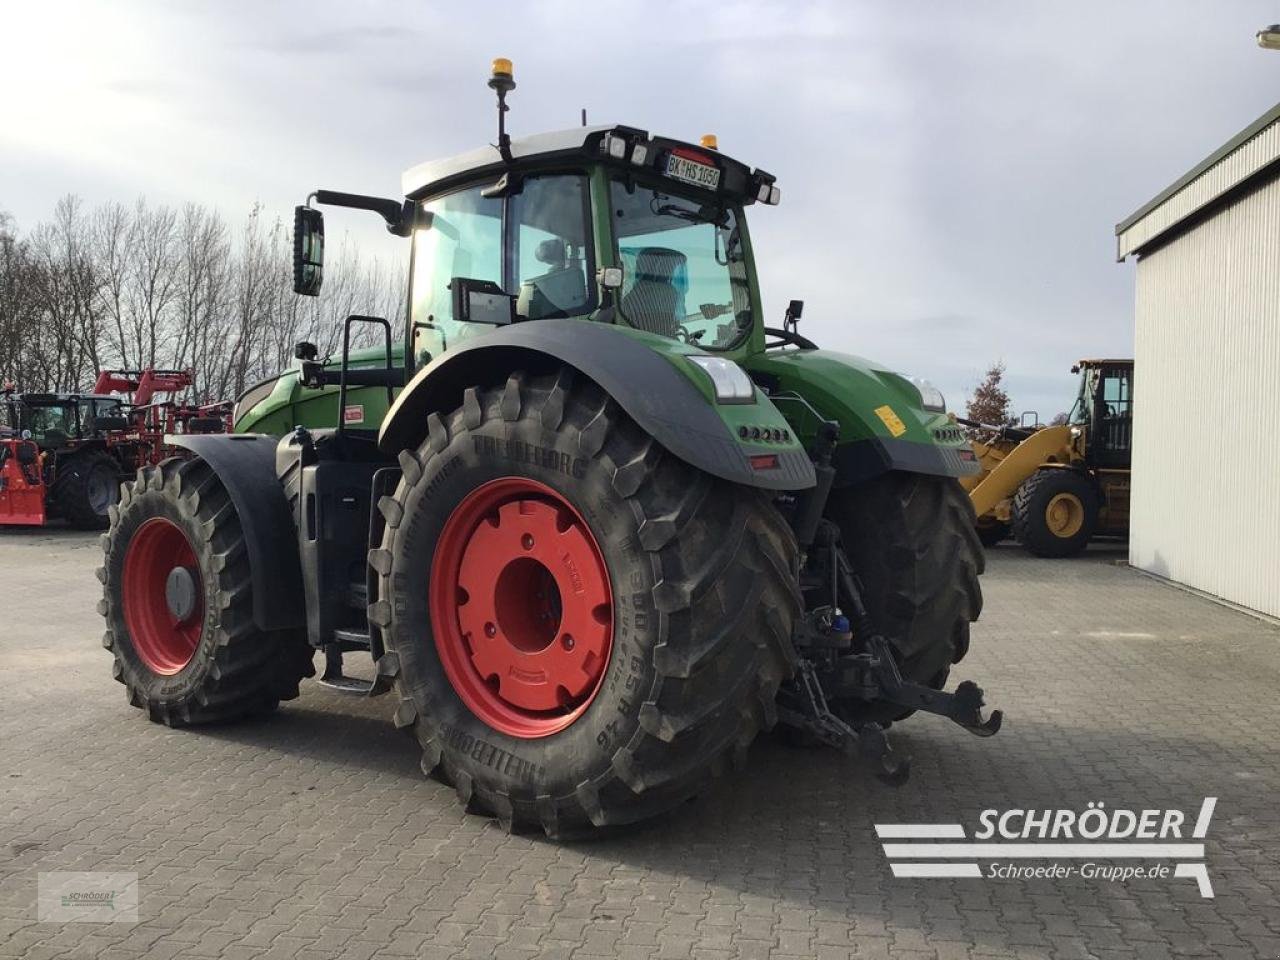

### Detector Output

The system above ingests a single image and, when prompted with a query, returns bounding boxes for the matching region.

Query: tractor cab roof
[401,124,780,207]
[1072,359,1133,372]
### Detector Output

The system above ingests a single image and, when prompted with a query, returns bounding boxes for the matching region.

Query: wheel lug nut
[521,534,535,550]
[484,622,497,638]
[561,634,574,650]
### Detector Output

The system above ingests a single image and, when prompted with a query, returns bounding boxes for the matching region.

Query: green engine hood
[742,348,977,484]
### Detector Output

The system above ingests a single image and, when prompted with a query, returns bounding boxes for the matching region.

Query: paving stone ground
[0,527,1277,959]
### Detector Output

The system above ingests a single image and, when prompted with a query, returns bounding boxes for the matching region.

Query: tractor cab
[397,126,772,369]
[6,393,128,447]
[291,124,779,394]
[1069,359,1134,470]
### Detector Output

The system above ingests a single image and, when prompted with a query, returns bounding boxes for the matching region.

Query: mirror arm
[311,190,416,237]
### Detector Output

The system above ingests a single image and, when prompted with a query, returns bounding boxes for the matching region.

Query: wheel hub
[165,566,200,623]
[430,477,613,738]
[122,518,203,675]
[1045,492,1085,538]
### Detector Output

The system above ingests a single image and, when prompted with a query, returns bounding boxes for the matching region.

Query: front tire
[98,457,315,725]
[1011,468,1098,558]
[372,370,800,833]
[827,473,984,719]
[56,450,120,529]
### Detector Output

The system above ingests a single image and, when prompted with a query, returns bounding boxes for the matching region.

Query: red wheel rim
[429,477,614,738]
[122,518,204,675]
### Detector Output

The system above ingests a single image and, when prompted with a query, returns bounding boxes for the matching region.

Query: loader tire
[373,370,800,834]
[1011,468,1098,558]
[827,473,984,720]
[98,457,315,726]
[56,450,120,529]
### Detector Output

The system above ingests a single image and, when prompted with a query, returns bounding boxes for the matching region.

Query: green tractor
[98,61,999,833]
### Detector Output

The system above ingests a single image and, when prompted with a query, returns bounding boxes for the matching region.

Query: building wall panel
[1131,173,1280,617]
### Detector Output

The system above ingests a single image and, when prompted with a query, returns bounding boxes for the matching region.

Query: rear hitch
[844,636,1003,738]
[829,537,1002,738]
[778,658,911,785]
[780,536,1003,784]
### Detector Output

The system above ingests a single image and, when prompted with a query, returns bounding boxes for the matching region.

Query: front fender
[166,434,305,632]
[379,320,815,491]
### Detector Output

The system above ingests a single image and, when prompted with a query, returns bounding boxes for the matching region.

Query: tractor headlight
[908,376,946,413]
[687,356,755,403]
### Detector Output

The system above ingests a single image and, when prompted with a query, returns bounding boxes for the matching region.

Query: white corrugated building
[1116,102,1280,618]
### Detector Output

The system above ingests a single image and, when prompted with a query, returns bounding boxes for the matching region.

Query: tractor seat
[620,247,686,337]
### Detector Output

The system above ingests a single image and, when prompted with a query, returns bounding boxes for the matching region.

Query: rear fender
[166,434,305,631]
[379,320,816,491]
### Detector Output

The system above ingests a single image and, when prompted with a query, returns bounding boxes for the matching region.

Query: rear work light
[602,132,652,166]
[751,173,781,205]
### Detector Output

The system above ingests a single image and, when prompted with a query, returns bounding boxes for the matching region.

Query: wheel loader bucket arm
[968,425,1075,518]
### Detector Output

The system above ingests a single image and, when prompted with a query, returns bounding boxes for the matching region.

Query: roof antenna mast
[489,58,516,163]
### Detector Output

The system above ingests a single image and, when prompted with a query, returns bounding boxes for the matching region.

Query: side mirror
[293,206,325,296]
[786,299,804,322]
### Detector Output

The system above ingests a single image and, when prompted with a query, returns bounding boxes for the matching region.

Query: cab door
[1091,364,1133,469]
[408,174,596,369]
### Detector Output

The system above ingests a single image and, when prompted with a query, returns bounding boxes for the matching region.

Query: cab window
[512,176,594,320]
[609,178,752,350]
[412,186,502,334]
[410,174,595,360]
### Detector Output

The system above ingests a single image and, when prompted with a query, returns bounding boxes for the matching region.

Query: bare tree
[173,204,231,401]
[27,196,102,390]
[4,195,409,402]
[0,212,43,388]
[125,198,180,369]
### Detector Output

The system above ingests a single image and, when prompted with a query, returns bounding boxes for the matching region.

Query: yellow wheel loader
[959,359,1132,557]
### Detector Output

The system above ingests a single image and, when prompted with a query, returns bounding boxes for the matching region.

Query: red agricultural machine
[0,370,231,529]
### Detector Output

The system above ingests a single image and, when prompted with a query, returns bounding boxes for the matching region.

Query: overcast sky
[3,1,1277,416]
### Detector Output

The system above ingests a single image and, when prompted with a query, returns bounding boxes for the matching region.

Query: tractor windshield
[21,401,77,442]
[609,179,752,350]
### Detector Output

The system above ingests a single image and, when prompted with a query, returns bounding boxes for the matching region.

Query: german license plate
[665,151,721,190]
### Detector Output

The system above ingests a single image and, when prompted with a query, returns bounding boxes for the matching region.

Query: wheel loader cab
[1070,360,1134,470]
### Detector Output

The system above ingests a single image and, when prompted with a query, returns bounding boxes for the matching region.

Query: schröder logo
[875,797,1216,898]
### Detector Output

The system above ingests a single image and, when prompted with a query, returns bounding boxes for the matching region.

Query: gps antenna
[489,58,516,163]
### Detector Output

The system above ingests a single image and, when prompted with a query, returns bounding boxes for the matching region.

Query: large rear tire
[56,450,120,529]
[372,370,800,834]
[1011,468,1098,558]
[98,457,315,725]
[827,473,984,720]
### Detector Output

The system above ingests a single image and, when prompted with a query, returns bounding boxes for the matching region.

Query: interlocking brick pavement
[1,527,1277,959]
